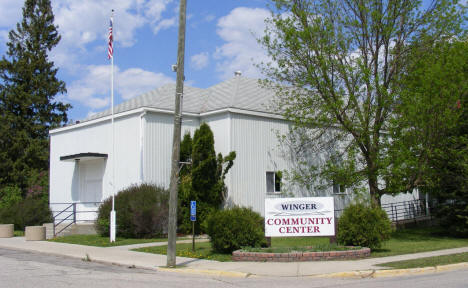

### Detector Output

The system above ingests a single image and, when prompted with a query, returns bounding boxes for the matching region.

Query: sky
[0,0,272,121]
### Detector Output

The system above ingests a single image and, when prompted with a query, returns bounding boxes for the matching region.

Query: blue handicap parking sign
[190,215,196,222]
[190,201,196,216]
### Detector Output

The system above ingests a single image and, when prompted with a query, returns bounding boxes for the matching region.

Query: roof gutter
[50,107,285,135]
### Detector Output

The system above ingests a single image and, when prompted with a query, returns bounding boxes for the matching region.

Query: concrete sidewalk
[0,236,467,278]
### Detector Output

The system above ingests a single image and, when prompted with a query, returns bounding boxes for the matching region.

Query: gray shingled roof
[83,76,277,122]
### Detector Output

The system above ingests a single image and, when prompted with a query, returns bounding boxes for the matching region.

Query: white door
[79,159,104,203]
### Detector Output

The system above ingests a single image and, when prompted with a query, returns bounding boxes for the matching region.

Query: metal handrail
[53,203,74,221]
[334,199,432,223]
[55,212,75,237]
[51,202,102,237]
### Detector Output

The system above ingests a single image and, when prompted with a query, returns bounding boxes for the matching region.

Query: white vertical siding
[229,113,290,215]
[201,113,231,156]
[143,112,199,187]
[50,108,421,222]
[49,114,142,219]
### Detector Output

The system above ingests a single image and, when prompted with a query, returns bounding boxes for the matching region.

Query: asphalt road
[1,247,467,288]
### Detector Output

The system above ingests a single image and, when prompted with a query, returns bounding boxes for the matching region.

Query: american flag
[107,16,113,59]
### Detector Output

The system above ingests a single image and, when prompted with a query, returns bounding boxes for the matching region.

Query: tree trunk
[368,176,381,207]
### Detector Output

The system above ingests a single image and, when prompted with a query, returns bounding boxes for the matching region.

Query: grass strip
[134,242,232,262]
[49,234,187,247]
[370,227,468,258]
[376,252,468,269]
[134,228,468,262]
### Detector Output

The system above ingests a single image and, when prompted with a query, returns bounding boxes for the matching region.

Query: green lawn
[14,231,24,237]
[134,237,332,262]
[49,234,188,247]
[371,227,468,258]
[134,239,350,261]
[134,227,468,262]
[376,252,468,269]
[135,242,232,262]
[271,236,329,247]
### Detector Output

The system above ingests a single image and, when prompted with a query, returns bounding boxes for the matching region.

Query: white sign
[265,197,335,237]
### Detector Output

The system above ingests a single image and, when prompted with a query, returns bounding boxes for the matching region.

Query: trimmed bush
[96,184,169,238]
[0,185,22,210]
[0,196,52,230]
[337,203,392,250]
[206,207,267,253]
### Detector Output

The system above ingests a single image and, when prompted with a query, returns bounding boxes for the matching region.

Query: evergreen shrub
[337,203,392,250]
[0,185,22,210]
[96,184,169,238]
[206,207,267,253]
[0,196,52,230]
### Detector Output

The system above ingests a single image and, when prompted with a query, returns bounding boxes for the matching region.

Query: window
[266,171,282,193]
[333,181,347,194]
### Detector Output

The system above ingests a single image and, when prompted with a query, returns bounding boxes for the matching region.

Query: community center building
[49,74,420,222]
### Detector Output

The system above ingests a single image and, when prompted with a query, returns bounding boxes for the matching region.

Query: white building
[49,75,421,222]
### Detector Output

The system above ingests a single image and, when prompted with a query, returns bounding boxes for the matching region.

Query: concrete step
[43,223,97,239]
[69,223,97,235]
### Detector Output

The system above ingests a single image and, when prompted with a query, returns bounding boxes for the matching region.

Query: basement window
[266,171,282,193]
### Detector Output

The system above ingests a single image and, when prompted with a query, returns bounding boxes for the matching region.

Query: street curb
[310,262,468,279]
[157,267,252,278]
[1,240,467,279]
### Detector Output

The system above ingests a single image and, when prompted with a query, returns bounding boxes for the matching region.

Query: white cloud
[50,0,175,71]
[141,0,176,35]
[118,67,173,99]
[152,17,177,35]
[190,52,209,70]
[0,0,22,47]
[66,65,173,110]
[214,7,270,80]
[204,14,215,22]
[0,30,8,45]
[53,0,146,49]
[0,0,22,27]
[0,0,176,50]
[66,65,111,109]
[144,0,172,21]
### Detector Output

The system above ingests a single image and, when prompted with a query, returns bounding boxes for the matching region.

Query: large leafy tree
[389,39,467,234]
[260,0,466,205]
[386,40,468,195]
[429,95,468,236]
[0,0,69,193]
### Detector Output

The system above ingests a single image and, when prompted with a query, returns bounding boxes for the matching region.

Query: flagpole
[109,9,116,243]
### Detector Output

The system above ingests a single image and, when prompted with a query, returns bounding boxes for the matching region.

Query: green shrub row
[94,183,392,253]
[96,184,168,238]
[206,206,267,253]
[0,196,52,230]
[337,203,392,249]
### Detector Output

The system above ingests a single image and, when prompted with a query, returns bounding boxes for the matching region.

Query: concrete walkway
[0,236,467,278]
[106,238,210,250]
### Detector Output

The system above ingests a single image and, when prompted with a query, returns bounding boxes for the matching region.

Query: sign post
[190,201,196,251]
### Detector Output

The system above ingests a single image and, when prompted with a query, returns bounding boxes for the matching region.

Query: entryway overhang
[60,153,108,162]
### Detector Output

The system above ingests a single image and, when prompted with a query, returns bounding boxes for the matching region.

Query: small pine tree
[192,123,219,207]
[179,132,193,177]
[177,123,236,234]
[0,0,69,193]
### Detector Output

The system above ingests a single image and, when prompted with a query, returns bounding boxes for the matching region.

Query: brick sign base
[232,247,370,262]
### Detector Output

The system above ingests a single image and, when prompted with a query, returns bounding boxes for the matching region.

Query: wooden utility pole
[167,0,187,268]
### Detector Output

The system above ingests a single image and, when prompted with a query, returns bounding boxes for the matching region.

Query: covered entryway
[60,153,107,204]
